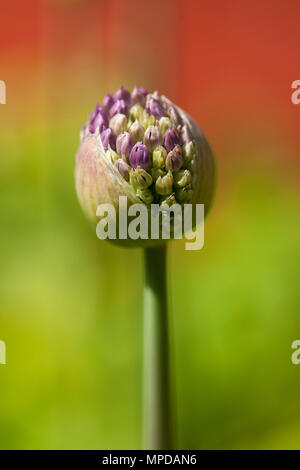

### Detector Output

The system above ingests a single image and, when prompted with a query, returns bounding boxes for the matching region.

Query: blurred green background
[1,0,300,449]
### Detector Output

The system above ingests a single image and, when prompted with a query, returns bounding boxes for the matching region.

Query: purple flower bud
[100,128,116,151]
[115,158,131,181]
[116,132,133,160]
[165,145,183,172]
[102,93,115,114]
[129,142,151,169]
[109,99,128,118]
[143,125,162,151]
[131,86,148,107]
[89,106,108,133]
[115,86,131,107]
[146,98,166,118]
[163,125,181,152]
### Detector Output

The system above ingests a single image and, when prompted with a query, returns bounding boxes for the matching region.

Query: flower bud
[151,168,166,181]
[160,193,177,208]
[163,126,181,152]
[182,140,196,164]
[159,117,172,136]
[143,125,162,151]
[75,86,216,247]
[129,120,144,143]
[173,169,192,188]
[129,104,144,122]
[109,99,128,118]
[114,158,131,181]
[155,171,173,196]
[89,106,108,133]
[131,86,148,107]
[165,145,183,171]
[102,93,115,114]
[176,184,193,203]
[136,188,154,205]
[101,128,116,150]
[106,147,119,164]
[168,104,183,126]
[152,146,167,169]
[115,86,131,107]
[180,124,193,144]
[146,97,166,118]
[130,167,153,189]
[129,142,151,169]
[109,113,127,136]
[116,132,133,160]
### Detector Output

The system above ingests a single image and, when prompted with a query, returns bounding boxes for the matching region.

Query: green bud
[129,120,145,143]
[130,167,153,189]
[136,188,154,205]
[182,140,196,164]
[159,116,172,136]
[176,184,193,203]
[155,171,173,196]
[109,113,127,136]
[105,147,119,164]
[151,168,166,181]
[173,169,192,188]
[152,146,167,169]
[129,104,144,122]
[160,193,177,208]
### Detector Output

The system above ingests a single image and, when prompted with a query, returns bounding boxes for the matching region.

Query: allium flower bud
[130,167,153,189]
[163,126,181,152]
[173,169,192,188]
[115,86,131,107]
[155,171,173,196]
[182,140,196,164]
[180,124,193,145]
[131,86,148,107]
[143,125,162,151]
[101,128,116,150]
[129,120,145,143]
[160,193,177,208]
[165,145,183,172]
[159,117,172,136]
[89,106,108,133]
[116,132,133,160]
[106,147,119,164]
[168,104,183,126]
[129,104,144,123]
[146,97,166,118]
[136,188,154,205]
[151,168,166,182]
[152,146,167,169]
[176,185,193,203]
[75,86,216,246]
[102,93,115,114]
[129,142,151,169]
[109,113,127,136]
[109,99,128,118]
[115,158,131,181]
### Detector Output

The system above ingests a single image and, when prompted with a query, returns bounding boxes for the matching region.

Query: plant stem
[143,245,172,450]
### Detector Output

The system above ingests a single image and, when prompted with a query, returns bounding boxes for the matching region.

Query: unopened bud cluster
[81,86,197,206]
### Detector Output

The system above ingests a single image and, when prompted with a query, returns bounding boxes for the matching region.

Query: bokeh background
[1,0,300,449]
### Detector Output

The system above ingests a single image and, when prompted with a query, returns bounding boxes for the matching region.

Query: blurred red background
[1,0,299,157]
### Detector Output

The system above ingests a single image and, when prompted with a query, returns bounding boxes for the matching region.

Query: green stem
[143,245,172,450]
